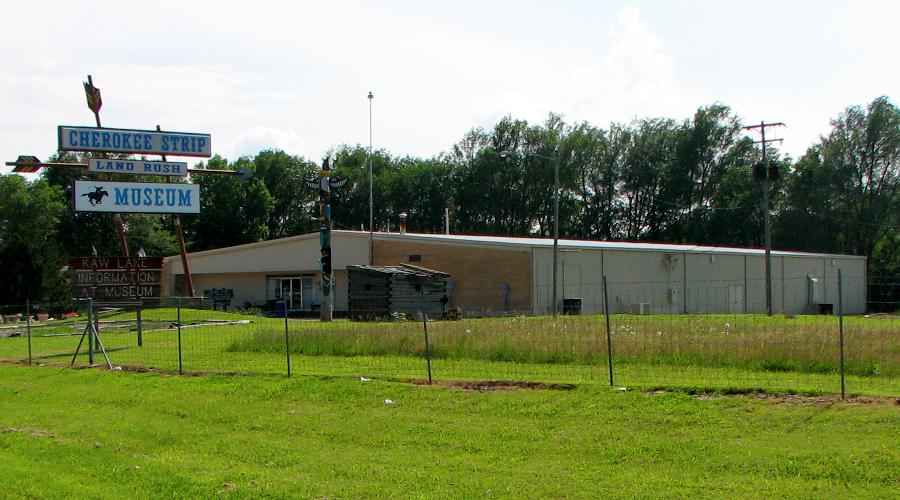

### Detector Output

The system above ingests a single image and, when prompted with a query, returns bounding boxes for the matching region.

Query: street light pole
[368,91,374,265]
[552,151,560,318]
[499,148,561,317]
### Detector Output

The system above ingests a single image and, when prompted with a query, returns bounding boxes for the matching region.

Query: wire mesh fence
[0,275,897,397]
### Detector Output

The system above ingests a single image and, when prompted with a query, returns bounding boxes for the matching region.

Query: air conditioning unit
[631,303,650,315]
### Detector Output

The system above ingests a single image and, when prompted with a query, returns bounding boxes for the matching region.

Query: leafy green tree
[779,97,899,257]
[568,122,626,240]
[618,118,680,240]
[253,150,319,239]
[384,157,454,233]
[0,175,68,303]
[331,146,394,232]
[183,155,274,251]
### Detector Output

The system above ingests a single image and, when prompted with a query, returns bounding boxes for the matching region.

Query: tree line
[1,97,897,305]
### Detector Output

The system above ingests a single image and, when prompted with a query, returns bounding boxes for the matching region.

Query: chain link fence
[1,276,897,397]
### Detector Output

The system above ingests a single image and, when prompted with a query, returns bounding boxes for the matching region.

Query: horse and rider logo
[82,186,109,206]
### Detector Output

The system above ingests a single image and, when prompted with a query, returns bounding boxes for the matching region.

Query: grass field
[0,364,897,498]
[0,309,897,396]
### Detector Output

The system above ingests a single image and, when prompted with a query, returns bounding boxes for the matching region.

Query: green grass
[0,364,897,498]
[1,309,897,396]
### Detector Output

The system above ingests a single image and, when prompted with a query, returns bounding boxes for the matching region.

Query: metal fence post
[92,300,100,355]
[603,276,614,387]
[423,313,433,385]
[136,303,143,347]
[838,269,845,400]
[177,299,183,375]
[283,300,291,377]
[88,298,95,366]
[26,300,32,365]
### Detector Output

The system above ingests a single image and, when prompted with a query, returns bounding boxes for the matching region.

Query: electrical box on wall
[668,288,677,303]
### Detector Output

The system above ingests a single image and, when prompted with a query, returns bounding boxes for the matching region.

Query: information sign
[69,256,164,299]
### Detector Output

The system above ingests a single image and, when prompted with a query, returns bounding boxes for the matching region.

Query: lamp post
[500,148,561,316]
[368,91,374,265]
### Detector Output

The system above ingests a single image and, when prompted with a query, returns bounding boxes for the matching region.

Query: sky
[1,0,898,175]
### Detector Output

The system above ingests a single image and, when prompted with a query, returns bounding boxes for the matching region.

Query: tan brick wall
[374,240,532,314]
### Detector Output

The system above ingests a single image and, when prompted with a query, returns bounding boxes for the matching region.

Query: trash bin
[562,298,582,315]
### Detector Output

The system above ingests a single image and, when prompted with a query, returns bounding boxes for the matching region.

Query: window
[409,254,422,262]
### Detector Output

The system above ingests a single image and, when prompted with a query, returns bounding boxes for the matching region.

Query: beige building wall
[684,253,747,314]
[161,230,867,315]
[374,239,532,314]
[163,233,365,311]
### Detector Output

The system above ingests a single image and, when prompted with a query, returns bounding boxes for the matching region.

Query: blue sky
[2,0,898,174]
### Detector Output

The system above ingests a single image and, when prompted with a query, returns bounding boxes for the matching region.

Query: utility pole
[743,121,784,316]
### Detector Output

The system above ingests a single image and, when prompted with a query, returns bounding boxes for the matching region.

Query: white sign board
[89,159,189,177]
[74,180,200,214]
[59,126,211,157]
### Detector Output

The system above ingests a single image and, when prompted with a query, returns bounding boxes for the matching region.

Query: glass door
[267,275,316,312]
[280,278,303,311]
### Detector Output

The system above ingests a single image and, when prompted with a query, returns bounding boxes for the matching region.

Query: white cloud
[228,126,309,160]
[563,7,683,124]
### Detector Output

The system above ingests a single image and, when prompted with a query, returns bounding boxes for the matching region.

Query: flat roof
[358,231,866,260]
[165,230,866,262]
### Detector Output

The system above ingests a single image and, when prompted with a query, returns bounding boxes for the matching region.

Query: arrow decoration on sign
[83,78,102,114]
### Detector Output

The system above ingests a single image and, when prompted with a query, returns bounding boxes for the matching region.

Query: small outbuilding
[347,263,449,320]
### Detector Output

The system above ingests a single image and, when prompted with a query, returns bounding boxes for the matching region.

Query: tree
[331,146,394,232]
[618,118,680,240]
[779,97,899,257]
[568,122,626,240]
[0,175,68,303]
[183,155,274,251]
[253,150,319,239]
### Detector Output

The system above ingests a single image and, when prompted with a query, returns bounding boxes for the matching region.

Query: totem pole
[306,157,346,321]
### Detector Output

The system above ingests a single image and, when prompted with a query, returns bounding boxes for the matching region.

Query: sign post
[158,123,195,298]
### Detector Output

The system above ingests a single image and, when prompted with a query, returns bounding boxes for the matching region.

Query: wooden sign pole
[158,124,195,298]
[85,75,130,256]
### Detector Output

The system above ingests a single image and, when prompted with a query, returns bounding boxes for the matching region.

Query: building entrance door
[728,286,744,314]
[283,278,303,311]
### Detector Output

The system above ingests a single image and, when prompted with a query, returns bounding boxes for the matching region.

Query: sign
[58,126,211,157]
[70,256,163,299]
[74,180,200,214]
[75,284,161,299]
[69,256,163,271]
[89,159,188,177]
[73,270,162,286]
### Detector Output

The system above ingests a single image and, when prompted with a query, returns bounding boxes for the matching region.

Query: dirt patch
[649,388,898,406]
[745,392,898,406]
[3,427,57,438]
[410,379,576,392]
